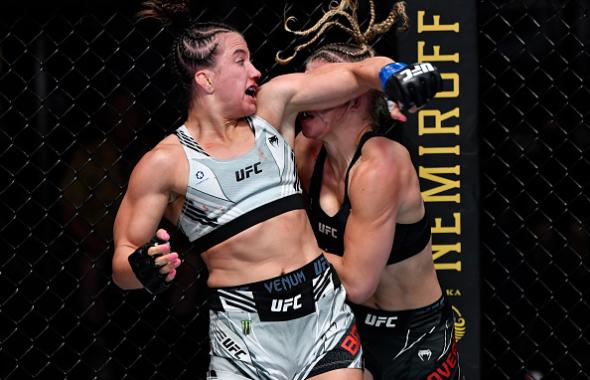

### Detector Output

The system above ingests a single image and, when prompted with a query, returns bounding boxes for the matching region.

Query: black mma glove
[379,62,443,111]
[128,236,171,294]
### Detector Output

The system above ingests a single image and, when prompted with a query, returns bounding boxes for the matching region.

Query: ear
[195,70,214,94]
[348,96,363,111]
[354,91,376,112]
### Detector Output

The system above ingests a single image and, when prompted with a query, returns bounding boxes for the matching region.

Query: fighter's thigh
[363,369,375,380]
[307,368,363,380]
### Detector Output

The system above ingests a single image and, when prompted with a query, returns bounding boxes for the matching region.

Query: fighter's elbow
[343,280,376,305]
[111,270,124,289]
[111,267,128,290]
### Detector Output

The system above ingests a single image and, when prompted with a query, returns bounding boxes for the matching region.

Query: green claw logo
[241,320,251,335]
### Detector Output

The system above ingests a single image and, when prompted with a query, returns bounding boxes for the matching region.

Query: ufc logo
[364,314,398,328]
[235,162,262,181]
[271,294,302,312]
[399,63,436,83]
[219,331,247,360]
[318,222,338,238]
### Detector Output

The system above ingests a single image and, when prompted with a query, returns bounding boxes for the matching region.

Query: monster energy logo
[241,320,251,335]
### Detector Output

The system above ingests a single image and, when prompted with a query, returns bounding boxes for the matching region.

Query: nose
[249,61,261,81]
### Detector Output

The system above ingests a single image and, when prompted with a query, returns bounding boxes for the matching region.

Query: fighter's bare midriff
[362,241,442,311]
[201,209,323,287]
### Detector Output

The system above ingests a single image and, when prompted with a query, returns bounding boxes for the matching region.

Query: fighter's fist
[128,228,182,294]
[150,229,182,282]
[379,62,443,111]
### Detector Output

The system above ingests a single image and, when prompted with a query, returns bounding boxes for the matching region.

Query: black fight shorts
[350,296,462,380]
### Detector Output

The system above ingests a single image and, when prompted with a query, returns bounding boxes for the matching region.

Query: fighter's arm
[326,139,413,304]
[256,57,399,139]
[112,147,181,290]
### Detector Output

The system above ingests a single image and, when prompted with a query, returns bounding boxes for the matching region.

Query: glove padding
[128,236,171,294]
[379,62,443,111]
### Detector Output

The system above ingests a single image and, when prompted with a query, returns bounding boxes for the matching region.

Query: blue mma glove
[128,236,171,294]
[379,62,443,110]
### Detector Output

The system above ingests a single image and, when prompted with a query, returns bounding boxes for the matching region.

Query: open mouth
[300,112,314,120]
[245,86,257,97]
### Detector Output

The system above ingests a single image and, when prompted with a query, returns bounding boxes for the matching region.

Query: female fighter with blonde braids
[111,1,439,379]
[282,1,463,379]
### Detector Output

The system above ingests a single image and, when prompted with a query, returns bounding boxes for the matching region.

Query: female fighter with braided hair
[282,1,462,379]
[111,1,441,379]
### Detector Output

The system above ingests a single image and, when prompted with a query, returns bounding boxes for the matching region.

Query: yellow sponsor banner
[393,1,481,378]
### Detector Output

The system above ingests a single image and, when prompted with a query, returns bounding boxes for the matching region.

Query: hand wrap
[128,236,171,294]
[379,62,443,110]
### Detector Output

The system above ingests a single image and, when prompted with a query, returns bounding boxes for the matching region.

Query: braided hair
[277,0,408,131]
[277,0,408,130]
[139,1,239,108]
[276,0,408,65]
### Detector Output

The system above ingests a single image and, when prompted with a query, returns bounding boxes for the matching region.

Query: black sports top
[307,132,431,265]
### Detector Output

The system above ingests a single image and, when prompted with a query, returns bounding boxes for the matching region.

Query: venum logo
[418,349,432,362]
[318,222,338,238]
[268,135,279,146]
[271,294,302,312]
[235,162,262,182]
[364,314,398,328]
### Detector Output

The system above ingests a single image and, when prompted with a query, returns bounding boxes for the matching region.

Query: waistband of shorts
[351,295,450,330]
[208,255,341,320]
[211,254,332,293]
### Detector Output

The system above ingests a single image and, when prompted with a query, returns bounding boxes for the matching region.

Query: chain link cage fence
[479,1,589,379]
[0,0,588,379]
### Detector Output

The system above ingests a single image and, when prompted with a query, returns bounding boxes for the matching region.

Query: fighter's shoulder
[147,133,183,160]
[361,136,412,168]
[131,135,184,182]
[349,137,413,195]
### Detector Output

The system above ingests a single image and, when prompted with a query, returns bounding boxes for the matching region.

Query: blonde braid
[365,0,376,35]
[277,0,408,65]
[276,2,358,64]
[365,1,408,41]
